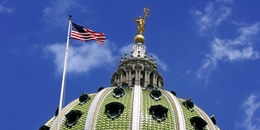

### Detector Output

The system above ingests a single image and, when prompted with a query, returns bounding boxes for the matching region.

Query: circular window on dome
[55,107,59,117]
[170,91,176,96]
[183,98,194,111]
[105,102,124,119]
[190,116,207,130]
[65,110,83,128]
[122,82,129,88]
[210,115,217,125]
[79,92,90,105]
[98,87,104,92]
[39,125,50,130]
[146,84,154,90]
[113,86,125,98]
[149,105,168,122]
[150,89,162,101]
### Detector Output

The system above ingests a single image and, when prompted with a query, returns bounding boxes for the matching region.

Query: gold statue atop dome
[134,7,150,35]
[134,7,150,43]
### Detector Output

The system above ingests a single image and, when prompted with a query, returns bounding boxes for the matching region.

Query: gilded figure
[134,8,150,35]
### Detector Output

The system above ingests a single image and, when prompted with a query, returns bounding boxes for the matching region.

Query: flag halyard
[71,23,105,45]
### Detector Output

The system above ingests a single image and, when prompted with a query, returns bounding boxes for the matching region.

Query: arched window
[98,87,104,92]
[105,102,124,119]
[39,125,50,130]
[79,92,90,105]
[210,115,217,125]
[122,82,129,88]
[190,116,207,130]
[150,89,162,101]
[65,110,83,128]
[150,73,154,85]
[170,91,176,96]
[132,77,135,86]
[113,86,125,98]
[140,78,144,87]
[183,98,194,111]
[149,105,168,122]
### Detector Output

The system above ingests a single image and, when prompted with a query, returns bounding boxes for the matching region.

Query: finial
[133,8,150,43]
[150,55,153,61]
[69,15,72,20]
[124,53,128,59]
[133,8,150,35]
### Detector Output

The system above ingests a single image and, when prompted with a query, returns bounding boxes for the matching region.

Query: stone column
[153,75,157,86]
[135,70,139,85]
[158,79,161,88]
[144,71,148,88]
[125,71,128,84]
[129,71,132,85]
[120,73,123,84]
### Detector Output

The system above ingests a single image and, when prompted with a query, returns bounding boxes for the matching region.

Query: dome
[41,86,220,130]
[40,40,220,130]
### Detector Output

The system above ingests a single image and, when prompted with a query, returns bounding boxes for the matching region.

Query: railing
[113,80,161,88]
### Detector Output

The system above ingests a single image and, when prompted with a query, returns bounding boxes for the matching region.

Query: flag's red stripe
[70,23,105,44]
[72,31,105,36]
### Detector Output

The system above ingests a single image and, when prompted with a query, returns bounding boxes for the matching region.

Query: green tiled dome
[42,86,220,130]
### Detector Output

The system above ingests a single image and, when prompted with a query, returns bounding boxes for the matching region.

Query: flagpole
[57,15,72,130]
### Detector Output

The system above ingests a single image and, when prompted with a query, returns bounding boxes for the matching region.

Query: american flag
[71,23,105,45]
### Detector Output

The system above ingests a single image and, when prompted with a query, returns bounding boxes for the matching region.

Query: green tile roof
[44,88,218,130]
[95,88,133,130]
[141,90,176,130]
[178,99,207,130]
[59,94,96,130]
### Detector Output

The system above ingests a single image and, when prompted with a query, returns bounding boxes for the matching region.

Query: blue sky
[1,0,260,129]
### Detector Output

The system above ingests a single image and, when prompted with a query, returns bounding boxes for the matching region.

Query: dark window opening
[170,91,176,96]
[113,86,125,98]
[146,84,154,90]
[79,92,90,105]
[98,87,104,92]
[55,107,59,117]
[150,89,162,101]
[105,102,124,119]
[183,98,194,111]
[150,73,154,85]
[132,78,135,86]
[39,125,50,130]
[149,105,168,122]
[65,110,83,128]
[140,78,144,87]
[210,115,217,125]
[190,116,207,130]
[122,82,129,88]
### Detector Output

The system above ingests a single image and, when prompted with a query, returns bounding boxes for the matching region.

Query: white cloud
[44,41,116,74]
[236,94,260,130]
[192,3,231,33]
[44,40,167,75]
[197,55,217,84]
[197,22,260,81]
[119,43,133,55]
[193,2,260,82]
[0,4,14,14]
[42,0,86,27]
